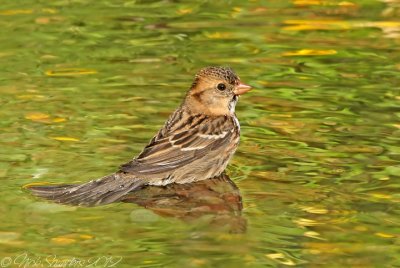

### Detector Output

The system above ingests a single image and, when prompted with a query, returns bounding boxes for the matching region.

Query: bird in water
[27,66,251,206]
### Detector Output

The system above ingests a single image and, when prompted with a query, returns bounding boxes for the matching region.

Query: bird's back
[120,108,240,185]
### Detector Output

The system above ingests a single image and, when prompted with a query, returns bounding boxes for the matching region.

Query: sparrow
[27,66,251,206]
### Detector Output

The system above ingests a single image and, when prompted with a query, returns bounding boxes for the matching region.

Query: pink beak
[233,82,252,96]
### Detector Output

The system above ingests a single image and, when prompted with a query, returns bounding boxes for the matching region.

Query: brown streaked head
[185,66,251,116]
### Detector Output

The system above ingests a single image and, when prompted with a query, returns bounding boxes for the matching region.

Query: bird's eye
[217,83,226,91]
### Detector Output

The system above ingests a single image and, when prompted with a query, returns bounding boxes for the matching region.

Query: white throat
[228,95,238,114]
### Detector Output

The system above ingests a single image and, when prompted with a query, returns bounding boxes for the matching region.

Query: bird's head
[185,66,251,116]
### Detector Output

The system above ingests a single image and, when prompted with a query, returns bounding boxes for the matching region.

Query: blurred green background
[0,0,400,267]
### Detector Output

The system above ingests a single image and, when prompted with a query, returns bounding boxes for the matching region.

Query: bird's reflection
[122,173,246,233]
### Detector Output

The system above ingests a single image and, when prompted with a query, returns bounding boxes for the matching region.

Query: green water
[1,0,400,267]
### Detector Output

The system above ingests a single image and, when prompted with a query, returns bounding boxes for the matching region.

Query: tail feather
[27,173,145,206]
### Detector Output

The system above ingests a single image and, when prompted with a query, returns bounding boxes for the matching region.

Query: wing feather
[120,115,235,175]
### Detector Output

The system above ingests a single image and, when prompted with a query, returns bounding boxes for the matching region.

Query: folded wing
[120,115,235,175]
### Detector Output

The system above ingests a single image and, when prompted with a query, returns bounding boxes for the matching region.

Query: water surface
[1,0,400,267]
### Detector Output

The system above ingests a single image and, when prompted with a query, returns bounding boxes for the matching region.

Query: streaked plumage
[27,66,251,206]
